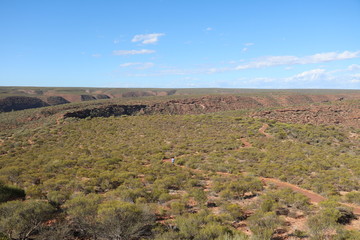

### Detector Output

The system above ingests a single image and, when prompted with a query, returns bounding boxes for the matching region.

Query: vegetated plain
[0,88,360,240]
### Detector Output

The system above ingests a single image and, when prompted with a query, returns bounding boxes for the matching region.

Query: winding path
[259,123,272,138]
[240,138,252,148]
[163,158,360,215]
[161,123,360,215]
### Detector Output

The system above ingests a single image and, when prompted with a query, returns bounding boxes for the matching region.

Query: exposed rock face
[62,96,265,119]
[0,96,49,112]
[46,96,70,105]
[145,96,263,114]
[122,91,154,98]
[63,105,148,119]
[252,103,360,128]
[80,95,97,101]
[62,95,360,129]
[122,90,177,98]
[95,94,111,99]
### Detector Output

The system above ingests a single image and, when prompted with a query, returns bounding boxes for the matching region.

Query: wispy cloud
[285,69,327,82]
[120,62,154,69]
[236,67,359,88]
[348,64,360,71]
[132,33,165,44]
[236,50,360,70]
[113,49,155,55]
[244,43,254,46]
[91,54,101,58]
[119,62,139,67]
[205,27,213,31]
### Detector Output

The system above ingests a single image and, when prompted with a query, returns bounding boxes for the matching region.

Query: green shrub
[344,191,360,205]
[0,200,55,239]
[64,193,102,239]
[46,190,69,207]
[221,203,246,221]
[190,188,207,205]
[170,200,186,215]
[0,232,10,240]
[248,212,282,240]
[307,200,344,239]
[217,232,250,240]
[96,201,155,240]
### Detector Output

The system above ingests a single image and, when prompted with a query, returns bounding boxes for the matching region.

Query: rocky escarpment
[61,94,360,122]
[252,102,360,128]
[121,90,176,98]
[63,105,147,119]
[62,96,264,119]
[46,96,70,105]
[145,96,263,114]
[80,95,97,101]
[95,94,111,99]
[0,96,49,112]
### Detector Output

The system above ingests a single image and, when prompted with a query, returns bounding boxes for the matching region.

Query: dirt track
[162,123,360,215]
[164,158,360,215]
[260,178,360,214]
[258,123,272,138]
[240,138,252,148]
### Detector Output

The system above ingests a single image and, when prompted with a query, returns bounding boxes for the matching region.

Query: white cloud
[205,27,213,31]
[131,33,165,44]
[242,48,248,52]
[113,40,120,44]
[236,50,360,70]
[301,51,360,64]
[236,56,298,69]
[113,49,155,55]
[91,54,101,58]
[286,69,327,82]
[120,62,154,69]
[119,62,140,67]
[120,62,155,69]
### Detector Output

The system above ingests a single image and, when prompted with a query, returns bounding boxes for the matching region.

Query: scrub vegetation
[0,90,359,239]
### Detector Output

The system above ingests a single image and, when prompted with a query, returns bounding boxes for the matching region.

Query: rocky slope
[62,94,360,125]
[0,89,178,112]
[0,96,49,112]
[252,102,360,128]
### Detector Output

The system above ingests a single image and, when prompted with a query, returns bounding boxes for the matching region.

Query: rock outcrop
[63,105,147,119]
[0,96,49,112]
[46,96,70,105]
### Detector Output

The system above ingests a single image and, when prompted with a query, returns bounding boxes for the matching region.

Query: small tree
[64,193,102,239]
[248,212,282,240]
[307,200,346,239]
[97,201,155,240]
[0,200,55,240]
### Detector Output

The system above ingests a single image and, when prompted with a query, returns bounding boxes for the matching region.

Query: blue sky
[1,0,359,89]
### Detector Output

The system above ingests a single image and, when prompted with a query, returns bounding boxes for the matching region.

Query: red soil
[258,123,272,138]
